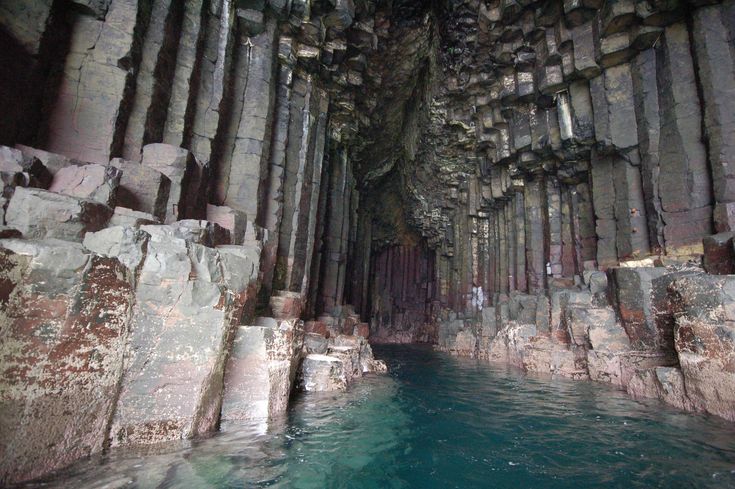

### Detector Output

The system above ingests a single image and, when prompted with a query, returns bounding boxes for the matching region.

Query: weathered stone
[45,1,149,164]
[656,23,712,248]
[206,204,248,245]
[608,267,669,348]
[692,5,735,206]
[108,226,258,446]
[140,220,230,247]
[668,274,735,421]
[82,225,149,270]
[702,232,735,275]
[142,144,206,223]
[109,158,172,221]
[5,187,112,242]
[270,290,304,319]
[0,239,132,484]
[0,145,50,186]
[303,332,329,355]
[220,319,304,426]
[108,206,160,228]
[627,367,695,412]
[298,354,347,392]
[48,163,120,206]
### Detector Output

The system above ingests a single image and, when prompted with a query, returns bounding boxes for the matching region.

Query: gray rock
[5,187,112,242]
[48,163,120,206]
[109,158,172,221]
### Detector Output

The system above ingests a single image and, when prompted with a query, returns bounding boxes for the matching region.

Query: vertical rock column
[0,242,134,484]
[655,23,712,252]
[121,0,183,160]
[215,17,278,220]
[589,62,650,263]
[44,0,152,163]
[162,0,206,147]
[318,147,351,314]
[524,173,547,292]
[274,75,317,295]
[188,0,235,166]
[259,37,295,305]
[692,4,735,232]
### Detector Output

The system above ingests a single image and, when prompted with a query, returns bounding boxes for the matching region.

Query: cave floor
[22,345,735,489]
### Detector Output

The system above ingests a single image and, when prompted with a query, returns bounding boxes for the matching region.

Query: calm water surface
[29,345,735,488]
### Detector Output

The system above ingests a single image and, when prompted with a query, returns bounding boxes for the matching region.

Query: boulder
[109,158,171,221]
[304,320,329,337]
[140,220,230,247]
[108,228,258,446]
[331,334,387,374]
[522,334,582,379]
[0,171,29,223]
[15,145,84,176]
[5,187,112,242]
[608,267,669,348]
[82,226,149,271]
[668,274,735,421]
[303,333,329,355]
[48,163,121,206]
[0,145,50,187]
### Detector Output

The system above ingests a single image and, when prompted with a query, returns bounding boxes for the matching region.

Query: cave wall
[410,0,735,425]
[2,0,735,483]
[0,0,383,484]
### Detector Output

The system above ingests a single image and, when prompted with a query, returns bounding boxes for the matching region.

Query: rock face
[297,334,387,392]
[1,0,735,483]
[220,318,304,427]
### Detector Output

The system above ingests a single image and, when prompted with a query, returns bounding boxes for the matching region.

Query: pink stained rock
[206,204,248,245]
[48,162,121,206]
[270,290,304,319]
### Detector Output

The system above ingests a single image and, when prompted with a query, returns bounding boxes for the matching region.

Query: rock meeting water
[27,345,735,489]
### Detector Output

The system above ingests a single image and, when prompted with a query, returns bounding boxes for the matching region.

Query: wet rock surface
[1,0,735,484]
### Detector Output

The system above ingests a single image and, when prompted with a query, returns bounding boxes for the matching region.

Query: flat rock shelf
[19,345,735,489]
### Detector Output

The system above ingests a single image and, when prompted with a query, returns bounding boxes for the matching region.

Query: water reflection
[24,345,735,489]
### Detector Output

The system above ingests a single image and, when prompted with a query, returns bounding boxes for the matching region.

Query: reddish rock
[668,274,735,421]
[270,290,304,319]
[305,320,329,337]
[0,240,133,484]
[608,267,669,348]
[702,232,735,275]
[354,322,370,338]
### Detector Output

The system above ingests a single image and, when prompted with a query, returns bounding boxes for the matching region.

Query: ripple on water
[21,345,735,489]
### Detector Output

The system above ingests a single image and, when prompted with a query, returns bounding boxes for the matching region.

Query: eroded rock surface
[1,0,735,483]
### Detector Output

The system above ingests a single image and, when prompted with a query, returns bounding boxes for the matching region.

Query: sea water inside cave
[28,345,735,489]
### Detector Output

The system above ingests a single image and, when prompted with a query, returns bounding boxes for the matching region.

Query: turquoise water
[30,345,735,488]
